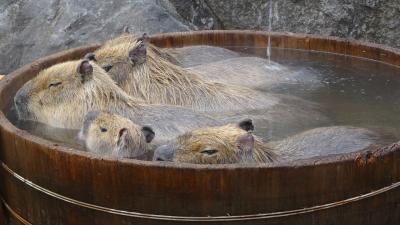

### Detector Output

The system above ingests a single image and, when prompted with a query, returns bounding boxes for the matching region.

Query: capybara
[80,111,155,159]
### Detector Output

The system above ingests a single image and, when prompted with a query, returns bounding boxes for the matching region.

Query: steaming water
[7,46,400,160]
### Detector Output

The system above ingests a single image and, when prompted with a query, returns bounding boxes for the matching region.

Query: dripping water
[266,0,273,64]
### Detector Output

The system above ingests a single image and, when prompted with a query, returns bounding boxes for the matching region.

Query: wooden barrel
[0,31,399,225]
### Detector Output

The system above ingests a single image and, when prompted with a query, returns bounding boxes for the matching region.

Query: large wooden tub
[0,31,399,225]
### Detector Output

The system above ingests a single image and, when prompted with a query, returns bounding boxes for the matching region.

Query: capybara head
[86,34,148,84]
[80,111,155,158]
[14,59,138,129]
[154,119,276,164]
[88,33,177,74]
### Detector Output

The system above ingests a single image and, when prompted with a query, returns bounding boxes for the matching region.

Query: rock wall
[171,0,400,48]
[0,0,190,74]
[1,0,399,74]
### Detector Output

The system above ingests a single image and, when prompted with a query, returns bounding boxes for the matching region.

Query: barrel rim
[0,30,399,170]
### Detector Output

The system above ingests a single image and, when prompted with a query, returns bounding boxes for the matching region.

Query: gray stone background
[1,0,399,74]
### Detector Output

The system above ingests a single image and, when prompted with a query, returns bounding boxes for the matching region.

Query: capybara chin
[154,119,276,164]
[14,59,219,142]
[90,33,278,113]
[80,111,155,159]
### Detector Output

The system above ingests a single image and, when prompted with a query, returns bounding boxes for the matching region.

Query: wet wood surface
[0,31,399,225]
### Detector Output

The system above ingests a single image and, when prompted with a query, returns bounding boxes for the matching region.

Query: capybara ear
[117,128,128,146]
[138,33,149,43]
[141,126,155,143]
[128,42,147,66]
[123,26,130,33]
[78,60,93,82]
[84,52,97,62]
[236,133,255,152]
[238,119,254,132]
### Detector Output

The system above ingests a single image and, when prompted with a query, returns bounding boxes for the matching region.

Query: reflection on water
[8,107,85,150]
[230,47,400,130]
[6,47,400,159]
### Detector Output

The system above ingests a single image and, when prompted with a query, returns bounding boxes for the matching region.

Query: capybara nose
[153,144,175,162]
[15,88,29,106]
[14,80,33,120]
[15,94,26,106]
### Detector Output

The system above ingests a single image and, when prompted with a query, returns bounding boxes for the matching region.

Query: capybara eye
[100,127,108,132]
[200,149,218,155]
[48,82,62,88]
[102,65,113,72]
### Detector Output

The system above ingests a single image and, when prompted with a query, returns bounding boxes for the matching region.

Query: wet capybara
[154,120,391,164]
[154,119,276,164]
[90,33,279,113]
[80,111,155,159]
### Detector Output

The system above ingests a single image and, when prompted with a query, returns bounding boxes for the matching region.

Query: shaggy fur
[14,59,219,142]
[92,34,277,112]
[100,33,180,65]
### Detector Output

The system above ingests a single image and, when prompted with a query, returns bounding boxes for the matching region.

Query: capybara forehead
[189,124,247,140]
[102,34,138,48]
[95,40,141,63]
[39,61,78,78]
[176,124,246,152]
[34,61,79,87]
[92,113,141,133]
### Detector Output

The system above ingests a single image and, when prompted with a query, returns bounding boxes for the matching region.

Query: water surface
[7,47,400,160]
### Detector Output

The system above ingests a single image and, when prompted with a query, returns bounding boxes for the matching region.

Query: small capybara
[80,111,155,159]
[14,59,219,142]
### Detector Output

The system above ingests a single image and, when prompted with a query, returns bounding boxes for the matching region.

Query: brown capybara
[79,111,155,159]
[154,120,392,164]
[89,33,278,113]
[14,59,219,142]
[153,119,276,164]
